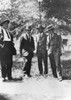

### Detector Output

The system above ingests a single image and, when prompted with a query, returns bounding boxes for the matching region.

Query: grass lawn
[61,51,71,79]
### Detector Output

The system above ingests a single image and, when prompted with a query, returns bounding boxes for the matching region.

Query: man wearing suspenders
[0,19,14,81]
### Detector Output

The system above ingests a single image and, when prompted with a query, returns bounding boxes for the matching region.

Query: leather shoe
[3,78,7,82]
[27,74,32,77]
[8,77,13,80]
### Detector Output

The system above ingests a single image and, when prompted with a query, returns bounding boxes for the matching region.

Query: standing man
[0,19,15,81]
[36,25,48,76]
[20,26,35,77]
[48,26,62,81]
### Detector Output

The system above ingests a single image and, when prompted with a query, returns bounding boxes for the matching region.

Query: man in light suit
[48,26,62,81]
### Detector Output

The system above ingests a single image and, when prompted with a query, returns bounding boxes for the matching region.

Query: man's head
[26,26,32,35]
[0,19,10,29]
[47,25,55,34]
[37,25,45,33]
[54,28,60,35]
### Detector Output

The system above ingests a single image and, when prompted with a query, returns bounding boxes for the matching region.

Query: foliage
[0,0,71,37]
[43,0,71,24]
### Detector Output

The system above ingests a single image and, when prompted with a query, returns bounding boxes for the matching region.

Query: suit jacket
[49,33,62,55]
[20,34,35,58]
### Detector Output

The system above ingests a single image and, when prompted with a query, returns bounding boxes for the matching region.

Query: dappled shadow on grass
[62,60,71,68]
[13,61,23,70]
[0,95,9,100]
[13,56,37,70]
[62,60,71,80]
[7,77,23,83]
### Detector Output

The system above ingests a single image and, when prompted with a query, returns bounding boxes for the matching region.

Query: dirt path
[0,76,71,100]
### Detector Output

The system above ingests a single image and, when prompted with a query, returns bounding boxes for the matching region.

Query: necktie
[26,35,31,41]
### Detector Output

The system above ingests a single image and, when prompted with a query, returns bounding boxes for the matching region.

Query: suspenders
[6,30,11,39]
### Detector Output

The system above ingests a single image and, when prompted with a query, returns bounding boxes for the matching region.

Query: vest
[37,33,47,50]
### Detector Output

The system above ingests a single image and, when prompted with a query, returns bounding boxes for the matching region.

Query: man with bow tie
[20,26,35,77]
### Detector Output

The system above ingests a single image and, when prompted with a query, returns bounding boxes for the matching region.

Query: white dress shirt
[0,27,11,41]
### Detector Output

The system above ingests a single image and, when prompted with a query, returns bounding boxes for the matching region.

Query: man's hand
[0,44,4,48]
[22,49,28,57]
[61,48,65,54]
[48,49,51,55]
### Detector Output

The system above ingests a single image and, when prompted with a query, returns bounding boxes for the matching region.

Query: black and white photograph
[0,0,71,100]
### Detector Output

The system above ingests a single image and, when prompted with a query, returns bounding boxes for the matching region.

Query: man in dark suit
[0,19,15,81]
[20,26,35,77]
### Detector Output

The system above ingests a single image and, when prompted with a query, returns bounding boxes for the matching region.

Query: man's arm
[59,35,64,54]
[46,34,50,50]
[0,28,4,48]
[32,36,35,51]
[20,37,24,56]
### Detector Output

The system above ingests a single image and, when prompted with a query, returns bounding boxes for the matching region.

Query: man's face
[57,31,60,35]
[27,30,32,36]
[38,29,43,33]
[49,30,54,34]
